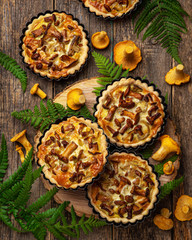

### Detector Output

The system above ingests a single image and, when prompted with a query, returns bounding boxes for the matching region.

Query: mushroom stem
[11,130,32,158]
[182,205,190,214]
[30,83,47,99]
[15,145,25,163]
[73,94,86,105]
[124,46,134,56]
[97,31,107,41]
[36,88,47,99]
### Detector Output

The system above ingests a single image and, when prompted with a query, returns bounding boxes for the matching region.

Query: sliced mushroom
[63,142,78,159]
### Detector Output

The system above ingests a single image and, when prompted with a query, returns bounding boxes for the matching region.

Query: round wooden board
[34,77,180,217]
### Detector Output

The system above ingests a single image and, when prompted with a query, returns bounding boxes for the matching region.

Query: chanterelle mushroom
[152,135,180,161]
[175,195,192,221]
[11,130,32,161]
[153,208,173,230]
[163,161,174,175]
[91,31,110,49]
[114,40,142,71]
[165,64,190,85]
[30,83,47,99]
[67,88,86,110]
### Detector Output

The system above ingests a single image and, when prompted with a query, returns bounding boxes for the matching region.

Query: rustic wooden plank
[0,0,54,240]
[171,1,192,239]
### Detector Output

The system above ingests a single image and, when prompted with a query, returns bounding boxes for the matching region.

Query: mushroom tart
[80,0,140,18]
[21,12,89,79]
[87,152,159,224]
[37,117,108,189]
[95,78,166,148]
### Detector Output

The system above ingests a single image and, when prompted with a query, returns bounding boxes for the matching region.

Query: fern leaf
[46,225,67,240]
[0,212,21,232]
[14,160,33,207]
[0,51,27,92]
[92,51,129,95]
[26,188,58,213]
[48,201,70,225]
[0,134,8,183]
[134,0,189,63]
[32,226,47,240]
[0,148,32,194]
[159,176,184,200]
[155,155,178,176]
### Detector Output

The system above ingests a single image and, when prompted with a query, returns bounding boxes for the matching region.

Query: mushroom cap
[67,88,85,110]
[91,31,110,50]
[30,83,39,95]
[114,40,142,71]
[160,135,181,155]
[153,214,173,230]
[11,129,27,142]
[163,161,174,175]
[175,195,192,221]
[165,64,190,85]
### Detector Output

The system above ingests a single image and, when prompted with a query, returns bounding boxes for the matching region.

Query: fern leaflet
[134,0,189,63]
[0,134,8,183]
[0,51,27,92]
[92,51,129,96]
[159,176,184,200]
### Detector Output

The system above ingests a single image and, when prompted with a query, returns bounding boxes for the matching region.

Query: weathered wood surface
[0,0,191,240]
[33,77,180,218]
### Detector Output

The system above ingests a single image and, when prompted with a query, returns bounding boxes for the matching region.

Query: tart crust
[87,152,159,224]
[21,12,89,79]
[81,0,140,18]
[95,78,165,148]
[37,117,108,189]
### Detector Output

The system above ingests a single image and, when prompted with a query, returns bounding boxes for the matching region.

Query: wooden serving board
[34,77,180,217]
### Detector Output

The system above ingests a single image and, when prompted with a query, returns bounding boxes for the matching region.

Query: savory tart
[80,0,140,18]
[37,116,108,189]
[87,152,159,224]
[21,12,89,79]
[95,78,166,148]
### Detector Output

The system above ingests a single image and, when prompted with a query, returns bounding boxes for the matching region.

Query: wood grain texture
[0,0,192,240]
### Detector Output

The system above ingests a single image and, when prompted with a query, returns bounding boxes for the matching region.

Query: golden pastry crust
[37,117,108,189]
[22,12,89,79]
[95,78,165,148]
[88,152,159,224]
[81,0,140,18]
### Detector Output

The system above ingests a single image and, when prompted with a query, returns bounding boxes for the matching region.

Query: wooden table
[0,1,192,239]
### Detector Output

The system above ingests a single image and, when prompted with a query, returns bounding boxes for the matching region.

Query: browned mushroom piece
[105,105,117,121]
[62,142,78,159]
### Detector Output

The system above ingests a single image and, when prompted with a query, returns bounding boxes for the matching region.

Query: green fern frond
[154,154,178,176]
[26,188,58,214]
[0,148,32,194]
[12,100,95,132]
[134,0,189,63]
[0,51,27,92]
[159,176,184,200]
[92,51,129,96]
[32,226,47,240]
[14,160,33,208]
[0,134,8,183]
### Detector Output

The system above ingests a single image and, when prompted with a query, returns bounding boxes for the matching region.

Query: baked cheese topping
[88,153,159,223]
[81,0,140,18]
[22,12,89,78]
[95,78,165,148]
[37,117,108,189]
